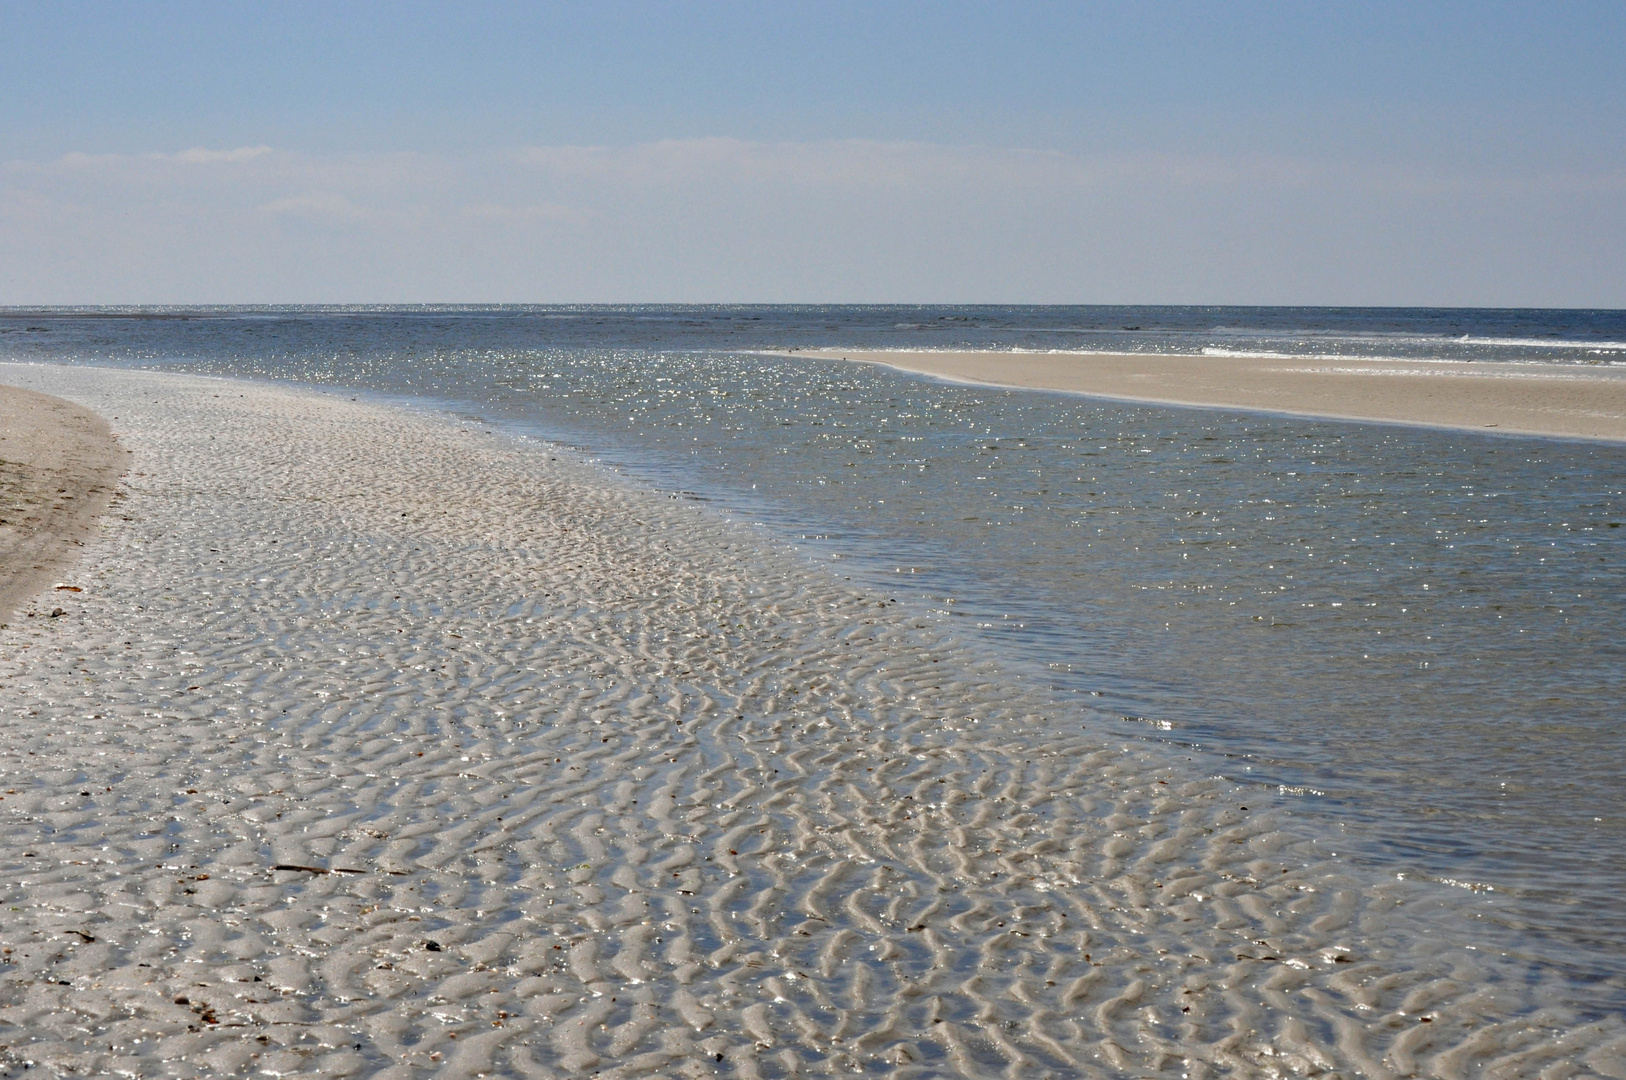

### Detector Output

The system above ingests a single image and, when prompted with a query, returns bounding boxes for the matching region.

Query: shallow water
[4,305,1625,1015]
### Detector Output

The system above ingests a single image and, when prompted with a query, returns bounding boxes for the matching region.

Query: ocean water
[5,304,1624,1013]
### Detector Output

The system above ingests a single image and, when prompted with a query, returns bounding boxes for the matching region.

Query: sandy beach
[0,385,126,622]
[0,362,1618,1077]
[797,349,1626,442]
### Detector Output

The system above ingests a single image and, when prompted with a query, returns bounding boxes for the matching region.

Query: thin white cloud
[259,191,369,219]
[169,145,273,164]
[0,137,1620,304]
[47,146,275,170]
[516,137,1095,190]
[460,201,589,224]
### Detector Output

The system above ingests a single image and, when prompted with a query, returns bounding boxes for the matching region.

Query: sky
[2,1,1622,306]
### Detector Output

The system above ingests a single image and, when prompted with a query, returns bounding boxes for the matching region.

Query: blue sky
[2,2,1622,304]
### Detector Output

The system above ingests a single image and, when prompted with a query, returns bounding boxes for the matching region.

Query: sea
[4,304,1624,1016]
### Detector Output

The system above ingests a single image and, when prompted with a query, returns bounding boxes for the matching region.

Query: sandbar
[0,382,126,622]
[798,349,1626,441]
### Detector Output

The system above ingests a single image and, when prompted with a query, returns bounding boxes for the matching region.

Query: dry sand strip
[795,349,1626,442]
[0,384,128,623]
[0,362,1619,1078]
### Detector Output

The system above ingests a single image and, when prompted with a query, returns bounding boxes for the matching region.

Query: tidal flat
[0,362,1620,1077]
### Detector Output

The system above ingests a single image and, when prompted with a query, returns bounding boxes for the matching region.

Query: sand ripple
[0,364,1619,1078]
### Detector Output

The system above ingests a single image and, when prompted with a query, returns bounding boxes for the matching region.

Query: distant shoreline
[790,349,1626,442]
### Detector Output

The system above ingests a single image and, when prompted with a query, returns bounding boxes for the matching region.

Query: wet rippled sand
[0,365,1620,1078]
